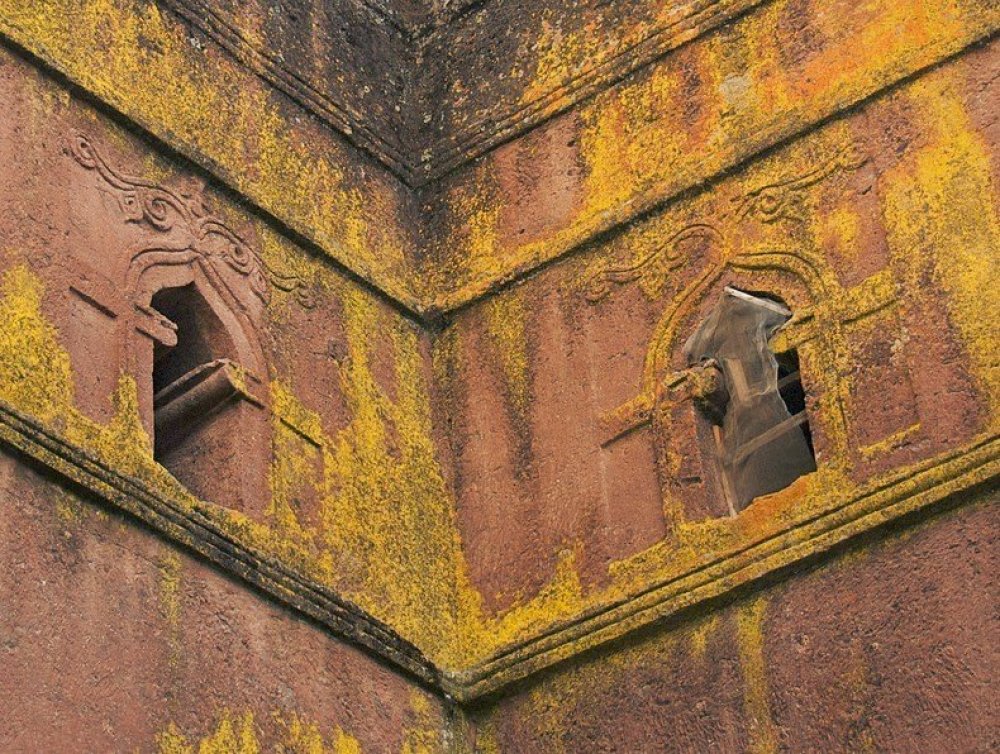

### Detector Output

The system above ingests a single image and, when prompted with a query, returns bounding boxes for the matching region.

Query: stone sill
[451,434,999,699]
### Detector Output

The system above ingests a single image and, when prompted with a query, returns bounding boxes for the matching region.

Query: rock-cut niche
[145,281,269,517]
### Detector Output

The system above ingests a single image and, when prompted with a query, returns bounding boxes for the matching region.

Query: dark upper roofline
[161,0,757,187]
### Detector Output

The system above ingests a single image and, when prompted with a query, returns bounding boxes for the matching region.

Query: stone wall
[0,0,996,750]
[469,489,996,752]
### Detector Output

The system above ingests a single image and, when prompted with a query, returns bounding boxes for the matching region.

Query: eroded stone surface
[0,1,996,750]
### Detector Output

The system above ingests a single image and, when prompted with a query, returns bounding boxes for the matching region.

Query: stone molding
[583,145,867,304]
[0,391,994,702]
[69,131,315,310]
[454,435,999,698]
[1,2,995,316]
[420,0,768,182]
[158,0,416,180]
[0,399,442,690]
[158,0,766,184]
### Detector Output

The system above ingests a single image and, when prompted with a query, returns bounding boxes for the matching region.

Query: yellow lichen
[878,82,1000,428]
[156,709,373,754]
[0,265,179,496]
[268,413,322,539]
[822,205,864,265]
[333,729,363,754]
[482,288,531,415]
[911,76,1000,424]
[54,489,85,523]
[401,691,443,754]
[157,723,194,754]
[1,82,987,676]
[0,0,995,722]
[688,613,721,659]
[736,595,778,754]
[520,18,606,106]
[307,286,459,658]
[157,711,259,754]
[273,711,363,754]
[0,264,75,423]
[457,547,584,666]
[471,721,501,754]
[198,711,260,754]
[158,548,183,665]
[0,0,420,307]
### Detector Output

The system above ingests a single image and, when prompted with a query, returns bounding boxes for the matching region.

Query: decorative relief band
[0,357,992,701]
[583,145,868,302]
[0,397,441,688]
[156,0,773,184]
[424,0,769,181]
[70,132,315,309]
[584,224,724,303]
[733,146,869,224]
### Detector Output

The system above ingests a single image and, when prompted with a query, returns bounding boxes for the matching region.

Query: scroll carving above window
[581,145,868,304]
[67,132,282,518]
[68,132,315,309]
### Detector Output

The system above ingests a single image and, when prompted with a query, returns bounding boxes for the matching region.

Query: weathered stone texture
[439,40,999,614]
[0,448,447,752]
[473,490,997,752]
[0,0,996,750]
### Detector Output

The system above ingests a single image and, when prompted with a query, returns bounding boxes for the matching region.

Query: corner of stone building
[0,0,997,751]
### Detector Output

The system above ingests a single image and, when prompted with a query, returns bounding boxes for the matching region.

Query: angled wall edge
[1,388,992,703]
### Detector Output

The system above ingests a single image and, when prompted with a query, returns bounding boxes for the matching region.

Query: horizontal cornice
[158,0,416,181]
[1,395,994,703]
[416,0,770,183]
[0,399,442,689]
[3,1,996,319]
[449,435,1000,700]
[156,0,762,186]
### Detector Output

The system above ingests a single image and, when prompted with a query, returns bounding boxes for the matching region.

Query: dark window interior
[151,285,227,394]
[776,349,815,457]
[686,288,818,514]
[150,284,238,467]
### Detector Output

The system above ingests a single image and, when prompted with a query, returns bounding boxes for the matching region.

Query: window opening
[684,287,816,514]
[152,285,230,395]
[150,284,241,474]
[775,349,814,457]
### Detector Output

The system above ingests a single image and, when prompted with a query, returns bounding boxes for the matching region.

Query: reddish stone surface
[477,491,998,753]
[763,500,998,751]
[0,3,995,750]
[0,449,444,752]
[438,48,998,608]
[0,44,431,523]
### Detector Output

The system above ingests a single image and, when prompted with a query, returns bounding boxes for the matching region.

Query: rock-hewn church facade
[0,0,996,750]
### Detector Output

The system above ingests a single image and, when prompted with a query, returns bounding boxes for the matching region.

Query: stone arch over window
[128,254,270,518]
[638,250,849,523]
